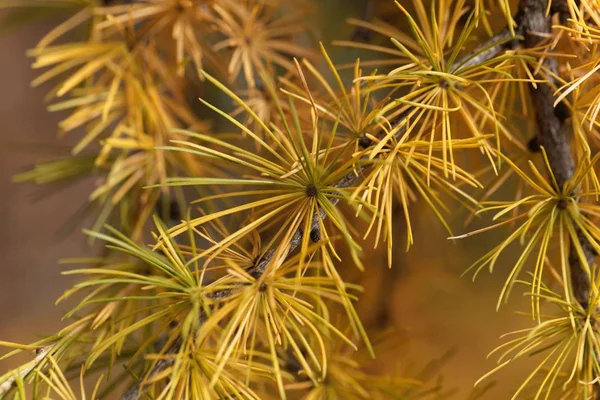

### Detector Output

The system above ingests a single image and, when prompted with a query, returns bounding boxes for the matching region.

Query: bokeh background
[0,2,535,398]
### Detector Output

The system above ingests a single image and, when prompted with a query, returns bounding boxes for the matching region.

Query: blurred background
[0,2,534,398]
[0,13,91,366]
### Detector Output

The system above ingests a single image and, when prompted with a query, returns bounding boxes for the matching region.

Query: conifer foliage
[2,0,600,398]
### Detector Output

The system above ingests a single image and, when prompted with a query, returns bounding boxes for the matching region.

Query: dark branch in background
[517,5,599,395]
[516,0,596,310]
[351,0,376,42]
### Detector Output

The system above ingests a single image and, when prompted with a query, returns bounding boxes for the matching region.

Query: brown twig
[518,1,600,396]
[516,0,595,309]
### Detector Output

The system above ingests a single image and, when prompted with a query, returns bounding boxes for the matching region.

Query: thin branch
[512,7,599,395]
[516,0,595,309]
[454,28,515,70]
[0,345,52,397]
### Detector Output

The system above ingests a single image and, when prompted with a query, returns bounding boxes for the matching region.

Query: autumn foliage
[2,0,600,398]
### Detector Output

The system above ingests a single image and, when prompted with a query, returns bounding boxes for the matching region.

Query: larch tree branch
[6,0,600,398]
[119,26,516,399]
[516,0,596,309]
[7,3,586,399]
